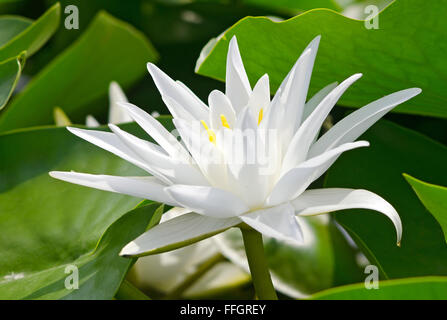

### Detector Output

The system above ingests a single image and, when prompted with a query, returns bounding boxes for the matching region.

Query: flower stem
[240,227,278,300]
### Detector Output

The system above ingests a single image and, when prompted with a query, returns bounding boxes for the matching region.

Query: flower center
[201,109,264,145]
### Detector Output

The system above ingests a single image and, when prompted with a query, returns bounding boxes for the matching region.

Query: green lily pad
[196,0,447,118]
[311,276,447,299]
[0,53,23,110]
[0,3,60,61]
[0,10,158,132]
[0,203,162,300]
[404,174,447,245]
[0,120,170,299]
[324,120,447,278]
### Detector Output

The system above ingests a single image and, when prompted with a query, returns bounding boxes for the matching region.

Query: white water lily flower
[50,35,420,258]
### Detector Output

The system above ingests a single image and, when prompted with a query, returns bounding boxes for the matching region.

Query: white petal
[120,213,240,256]
[208,90,236,130]
[119,102,191,161]
[176,79,211,116]
[165,184,249,218]
[275,36,321,133]
[49,171,177,206]
[147,63,208,120]
[302,82,338,122]
[267,141,369,206]
[85,115,100,127]
[160,207,192,222]
[246,74,270,120]
[108,124,209,186]
[225,36,251,113]
[259,87,285,142]
[308,88,422,158]
[281,73,362,172]
[240,203,303,244]
[226,108,270,208]
[66,126,171,184]
[291,188,402,244]
[162,95,196,122]
[108,82,132,124]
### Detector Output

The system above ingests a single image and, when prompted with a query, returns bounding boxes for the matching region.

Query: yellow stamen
[220,114,230,129]
[258,108,264,125]
[200,120,216,145]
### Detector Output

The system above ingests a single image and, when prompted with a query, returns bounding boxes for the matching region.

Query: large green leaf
[324,120,447,278]
[196,0,447,118]
[0,120,171,299]
[311,276,447,299]
[0,203,162,300]
[156,0,341,12]
[0,11,158,132]
[404,174,447,245]
[243,0,341,12]
[0,53,23,109]
[0,16,31,47]
[0,3,60,61]
[214,216,363,298]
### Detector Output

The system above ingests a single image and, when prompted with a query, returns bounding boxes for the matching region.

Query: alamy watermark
[64,264,79,290]
[64,5,79,30]
[364,5,379,30]
[364,264,379,289]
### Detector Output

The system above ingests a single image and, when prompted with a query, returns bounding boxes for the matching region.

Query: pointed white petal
[85,115,100,127]
[240,203,303,244]
[276,49,313,147]
[120,213,240,256]
[246,74,270,120]
[260,87,285,142]
[119,102,191,161]
[49,171,177,206]
[302,82,338,122]
[161,95,196,122]
[108,82,132,124]
[309,88,422,158]
[165,184,249,218]
[225,36,251,113]
[275,35,321,134]
[292,188,402,244]
[267,141,369,206]
[109,124,209,186]
[281,73,362,172]
[66,126,171,184]
[176,79,211,115]
[147,63,208,120]
[208,89,236,130]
